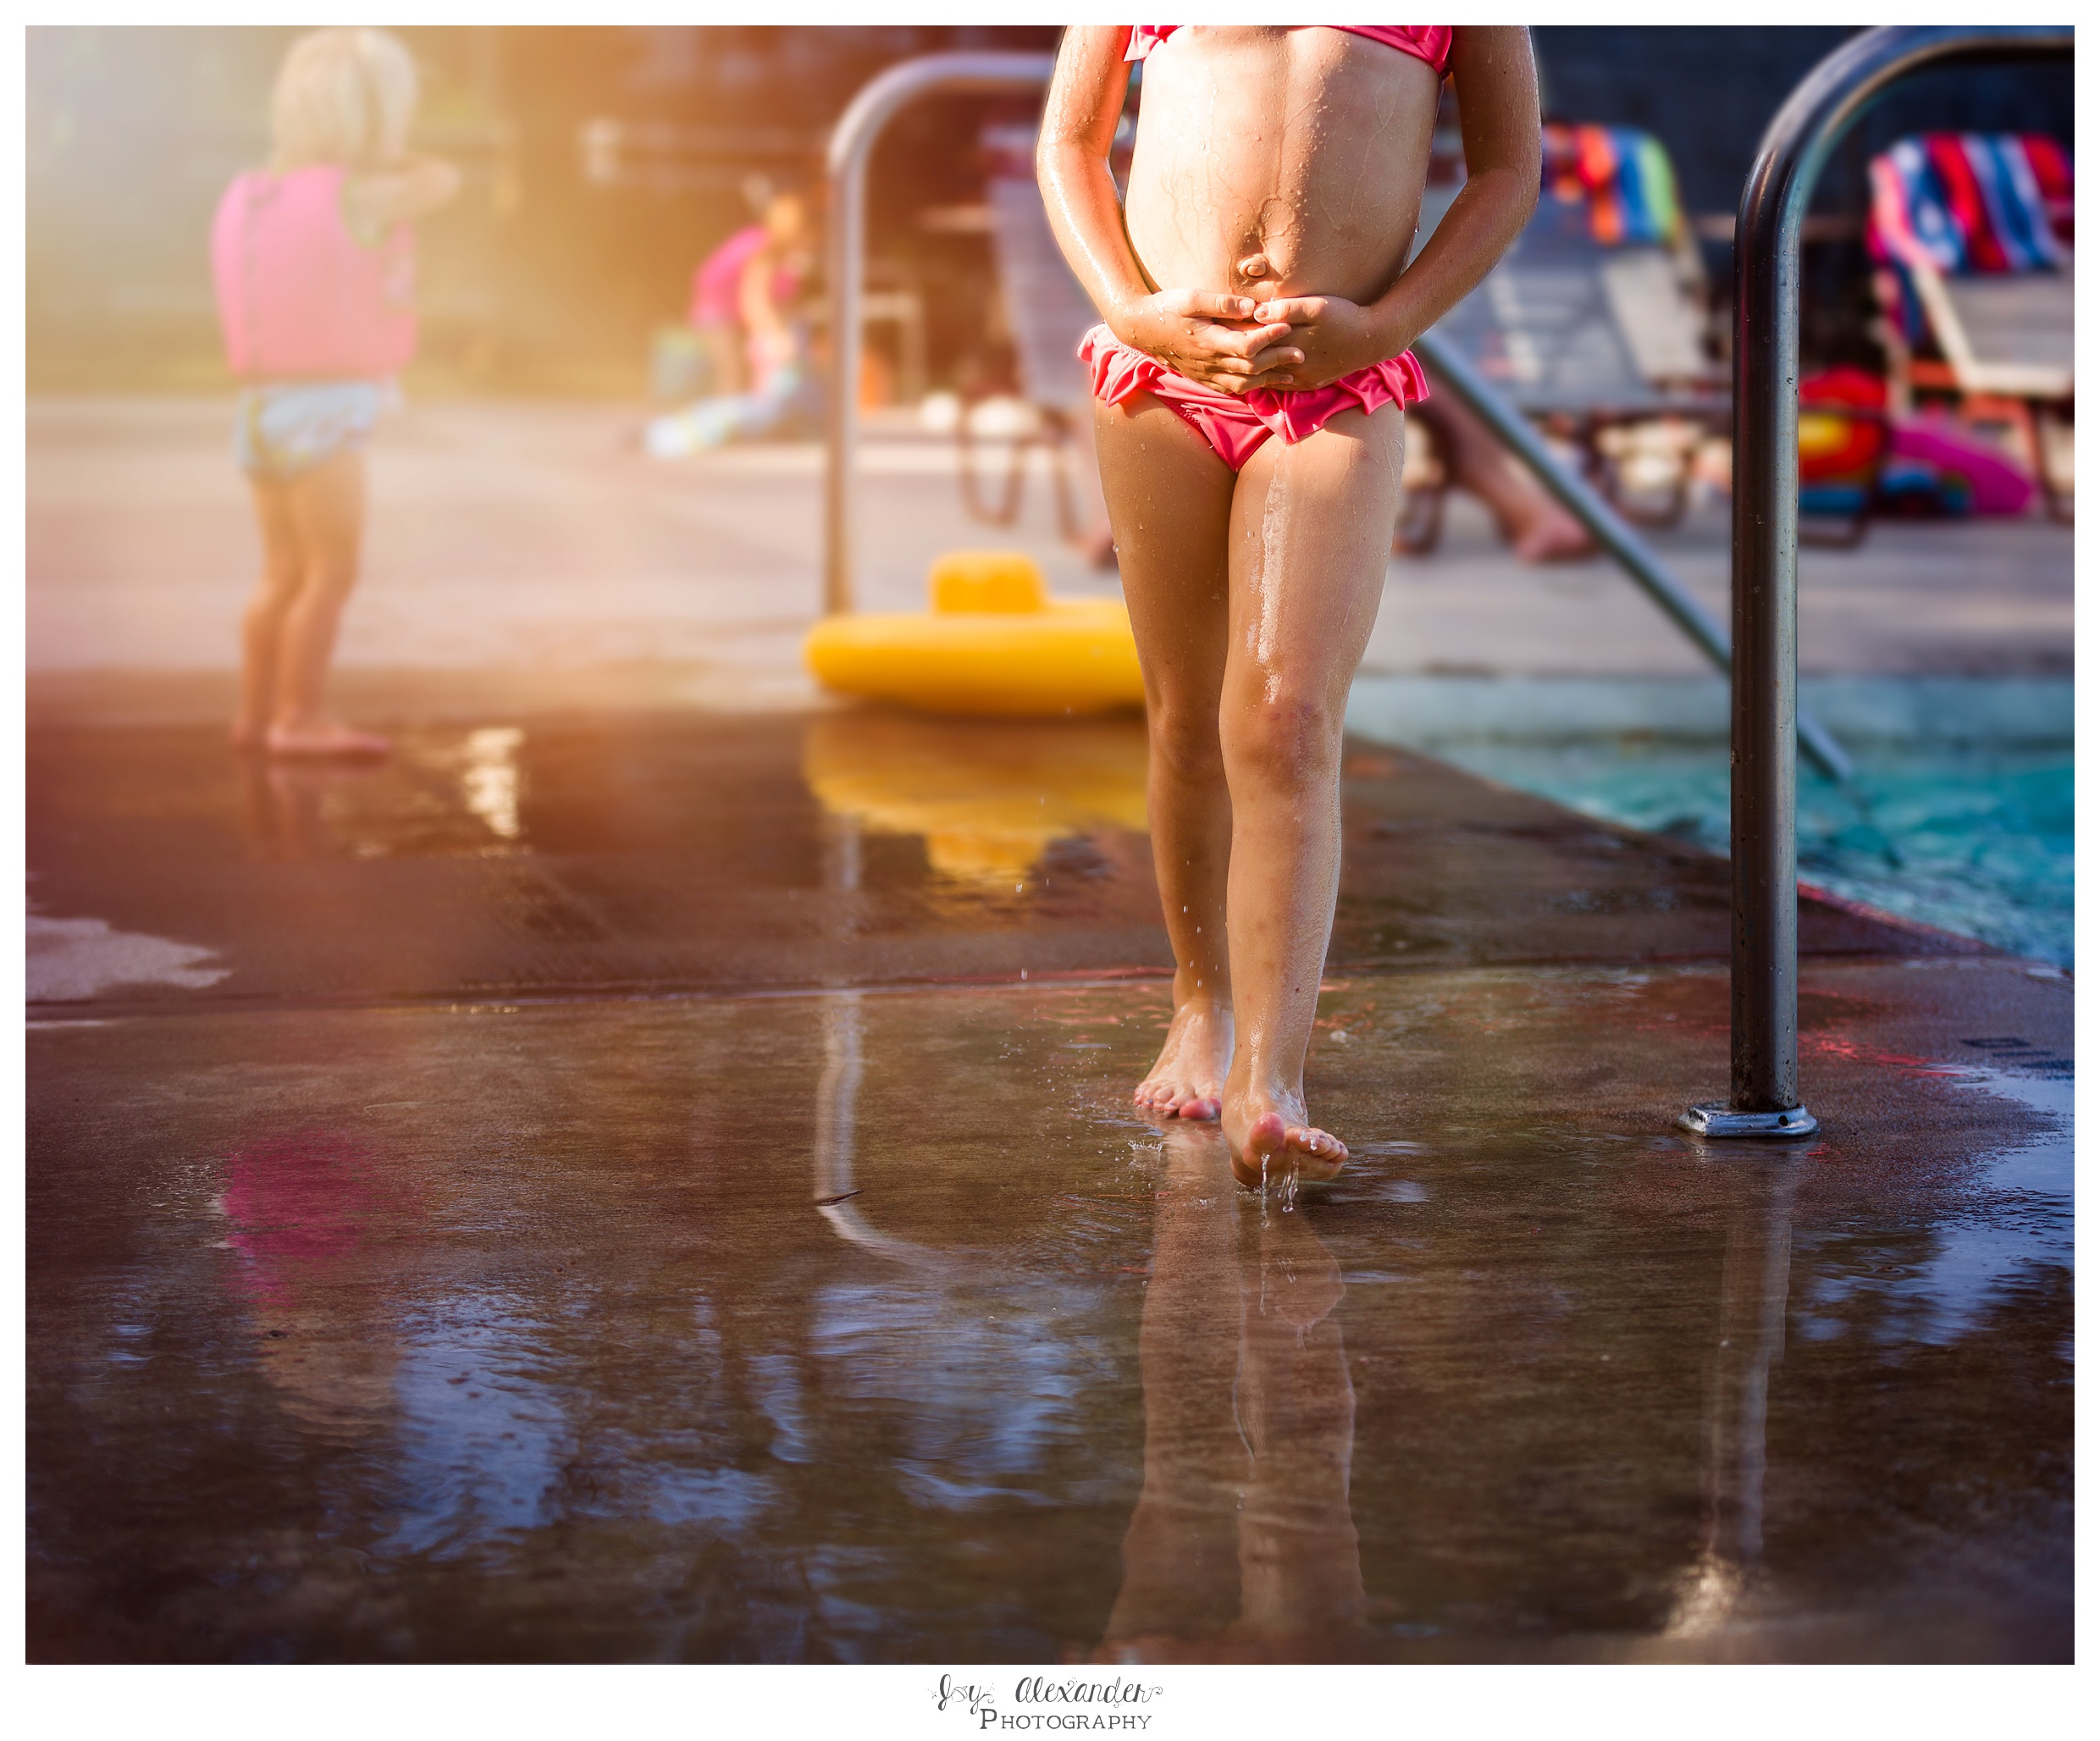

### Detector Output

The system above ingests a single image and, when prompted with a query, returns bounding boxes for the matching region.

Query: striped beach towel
[1869,133,2072,336]
[1540,124,1683,249]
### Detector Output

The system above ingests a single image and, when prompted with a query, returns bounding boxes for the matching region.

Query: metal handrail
[1682,23,2073,1141]
[822,51,1058,616]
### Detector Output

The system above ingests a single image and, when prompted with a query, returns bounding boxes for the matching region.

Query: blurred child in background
[646,185,820,456]
[213,27,458,757]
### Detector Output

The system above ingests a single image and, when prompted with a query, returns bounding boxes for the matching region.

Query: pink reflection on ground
[219,1131,383,1305]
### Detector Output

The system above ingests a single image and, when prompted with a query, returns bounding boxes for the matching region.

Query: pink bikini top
[1125,25,1453,78]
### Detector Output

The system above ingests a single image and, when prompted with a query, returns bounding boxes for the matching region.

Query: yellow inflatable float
[804,550,1144,716]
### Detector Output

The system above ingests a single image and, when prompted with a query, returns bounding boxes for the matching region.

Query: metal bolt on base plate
[1678,1102,1821,1140]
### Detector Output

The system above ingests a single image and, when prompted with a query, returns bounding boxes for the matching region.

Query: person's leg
[234,475,306,749]
[1092,392,1240,1119]
[267,450,389,756]
[1219,403,1406,1184]
[1409,394,1594,561]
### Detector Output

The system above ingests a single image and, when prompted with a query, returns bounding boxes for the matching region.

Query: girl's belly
[1122,27,1440,311]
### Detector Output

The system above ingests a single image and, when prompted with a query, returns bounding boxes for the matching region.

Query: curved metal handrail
[1683,24,2073,1139]
[822,51,1058,616]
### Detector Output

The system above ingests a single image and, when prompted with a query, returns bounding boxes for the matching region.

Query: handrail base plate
[1678,1101,1821,1140]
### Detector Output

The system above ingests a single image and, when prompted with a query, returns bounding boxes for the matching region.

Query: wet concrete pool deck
[25,705,2074,1662]
[25,396,2076,1661]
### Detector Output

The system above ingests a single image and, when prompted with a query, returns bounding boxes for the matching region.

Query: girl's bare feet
[265,721,392,759]
[1224,1090,1347,1191]
[1134,1001,1235,1120]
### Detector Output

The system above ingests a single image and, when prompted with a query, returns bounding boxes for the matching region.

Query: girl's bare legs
[1097,395,1403,1170]
[257,452,390,757]
[233,477,307,748]
[1094,395,1239,1120]
[1219,404,1405,1183]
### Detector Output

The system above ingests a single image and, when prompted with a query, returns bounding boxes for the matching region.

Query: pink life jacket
[211,164,417,381]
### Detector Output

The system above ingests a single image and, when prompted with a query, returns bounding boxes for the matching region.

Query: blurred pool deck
[26,395,2073,719]
[24,395,2075,1663]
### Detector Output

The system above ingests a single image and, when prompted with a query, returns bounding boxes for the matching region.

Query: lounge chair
[1868,131,2074,521]
[948,121,1113,543]
[1401,122,1729,550]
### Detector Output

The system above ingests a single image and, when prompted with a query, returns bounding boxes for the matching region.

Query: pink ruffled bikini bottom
[1078,323,1430,472]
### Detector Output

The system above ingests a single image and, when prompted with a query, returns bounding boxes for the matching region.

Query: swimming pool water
[1349,677,2073,969]
[1435,739,2070,966]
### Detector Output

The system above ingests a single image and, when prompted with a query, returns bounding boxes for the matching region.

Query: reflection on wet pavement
[238,732,535,861]
[25,710,1966,1011]
[25,714,1176,1005]
[804,712,1147,891]
[27,961,2071,1661]
[1667,1158,1794,1636]
[1101,1127,1367,1662]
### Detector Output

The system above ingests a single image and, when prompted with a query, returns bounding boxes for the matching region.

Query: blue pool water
[1348,676,2074,968]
